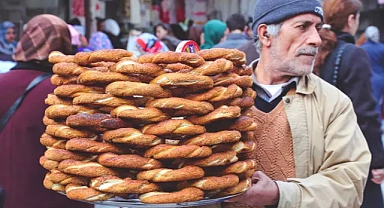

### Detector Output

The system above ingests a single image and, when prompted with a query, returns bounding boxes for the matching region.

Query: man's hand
[371,169,384,184]
[225,171,279,206]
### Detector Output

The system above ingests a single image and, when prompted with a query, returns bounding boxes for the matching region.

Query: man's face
[5,27,15,43]
[269,14,322,77]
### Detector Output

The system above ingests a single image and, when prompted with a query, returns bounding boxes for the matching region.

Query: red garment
[0,69,91,208]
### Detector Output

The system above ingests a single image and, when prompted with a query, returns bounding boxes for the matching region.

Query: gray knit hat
[252,0,324,41]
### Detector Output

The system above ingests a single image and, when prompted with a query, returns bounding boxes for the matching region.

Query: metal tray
[85,194,240,207]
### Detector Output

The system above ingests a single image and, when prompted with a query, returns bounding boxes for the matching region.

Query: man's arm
[277,98,371,208]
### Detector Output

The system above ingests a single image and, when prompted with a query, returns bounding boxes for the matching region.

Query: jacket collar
[250,59,316,95]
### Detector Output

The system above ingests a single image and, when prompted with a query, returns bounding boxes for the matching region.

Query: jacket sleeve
[276,98,371,208]
[339,47,384,169]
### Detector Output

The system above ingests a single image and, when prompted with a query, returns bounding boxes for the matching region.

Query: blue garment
[213,33,250,49]
[0,21,18,56]
[361,40,384,114]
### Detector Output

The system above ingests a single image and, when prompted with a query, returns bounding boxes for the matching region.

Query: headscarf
[365,26,380,43]
[104,19,120,37]
[67,24,82,46]
[0,21,18,55]
[88,31,113,51]
[13,14,71,62]
[200,19,226,49]
[135,33,169,55]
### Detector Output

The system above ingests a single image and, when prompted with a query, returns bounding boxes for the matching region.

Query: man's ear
[258,24,271,47]
[347,14,355,29]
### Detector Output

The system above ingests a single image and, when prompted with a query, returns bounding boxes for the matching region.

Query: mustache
[297,47,318,56]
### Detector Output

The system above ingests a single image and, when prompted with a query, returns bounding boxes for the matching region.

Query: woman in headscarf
[103,18,124,49]
[87,31,113,51]
[0,14,91,208]
[135,32,169,56]
[0,21,18,60]
[314,1,384,208]
[155,23,182,51]
[200,19,226,49]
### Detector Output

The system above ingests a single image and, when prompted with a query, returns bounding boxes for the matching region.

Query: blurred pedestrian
[361,26,384,121]
[213,14,250,49]
[0,21,17,60]
[135,33,169,56]
[0,14,91,208]
[88,31,113,51]
[237,40,259,65]
[155,23,181,51]
[314,1,384,208]
[103,19,124,49]
[200,20,226,50]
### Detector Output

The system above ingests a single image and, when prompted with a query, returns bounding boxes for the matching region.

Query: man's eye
[297,25,306,30]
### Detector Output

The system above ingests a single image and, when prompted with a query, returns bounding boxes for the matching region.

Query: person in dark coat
[0,14,91,208]
[361,26,384,118]
[314,1,384,208]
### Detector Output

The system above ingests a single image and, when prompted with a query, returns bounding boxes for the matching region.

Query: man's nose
[307,27,322,47]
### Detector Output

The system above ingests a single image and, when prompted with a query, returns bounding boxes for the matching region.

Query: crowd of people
[1,0,384,207]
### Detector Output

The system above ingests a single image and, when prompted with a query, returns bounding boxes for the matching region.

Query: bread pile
[40,48,258,204]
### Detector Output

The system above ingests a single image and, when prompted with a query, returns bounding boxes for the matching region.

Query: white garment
[0,61,16,73]
[104,19,120,36]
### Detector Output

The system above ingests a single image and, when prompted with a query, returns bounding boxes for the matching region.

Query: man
[224,0,371,207]
[213,14,250,49]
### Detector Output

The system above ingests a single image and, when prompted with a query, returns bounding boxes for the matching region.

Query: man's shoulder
[306,74,351,105]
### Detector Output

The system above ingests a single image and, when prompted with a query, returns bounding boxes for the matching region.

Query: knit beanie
[252,0,324,40]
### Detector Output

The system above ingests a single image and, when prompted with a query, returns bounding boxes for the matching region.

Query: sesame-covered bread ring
[65,184,114,201]
[43,116,65,126]
[145,97,214,115]
[180,131,241,146]
[54,84,105,98]
[212,140,257,154]
[197,48,246,66]
[74,49,133,65]
[45,94,73,105]
[239,169,255,180]
[222,159,257,175]
[137,166,204,182]
[242,88,257,99]
[40,156,59,170]
[177,174,239,191]
[45,104,98,119]
[189,59,233,76]
[43,174,65,192]
[141,119,206,136]
[52,62,86,76]
[45,124,96,139]
[228,65,253,76]
[111,105,170,123]
[111,59,165,76]
[182,150,238,167]
[106,81,172,98]
[185,84,243,102]
[78,70,140,85]
[214,178,252,198]
[40,133,67,149]
[212,73,253,88]
[187,106,241,125]
[44,148,96,162]
[47,170,89,186]
[150,73,214,89]
[139,187,204,204]
[73,93,138,107]
[90,176,161,194]
[102,128,163,147]
[137,52,205,67]
[49,51,75,63]
[59,159,119,177]
[144,144,212,159]
[98,153,163,170]
[66,113,110,130]
[212,96,254,109]
[50,74,78,86]
[229,116,258,132]
[163,63,193,72]
[65,138,126,154]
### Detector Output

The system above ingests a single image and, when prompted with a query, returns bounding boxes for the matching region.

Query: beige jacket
[202,74,371,208]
